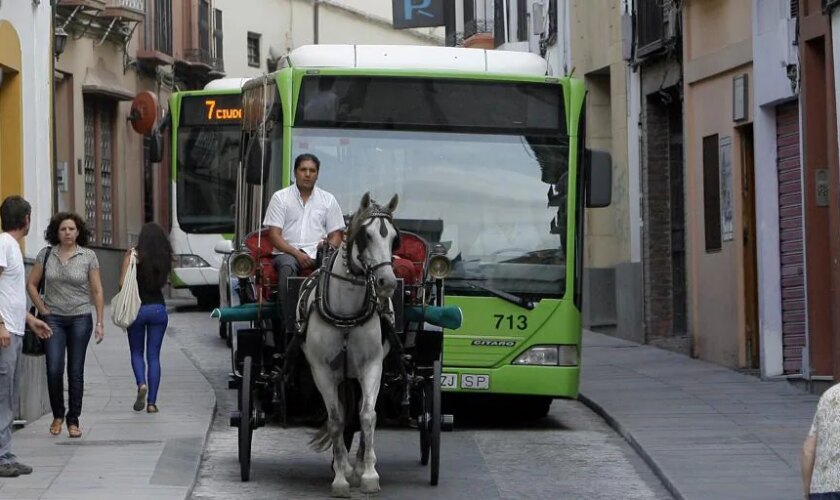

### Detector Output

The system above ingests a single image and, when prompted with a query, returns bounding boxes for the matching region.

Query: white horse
[300,192,399,497]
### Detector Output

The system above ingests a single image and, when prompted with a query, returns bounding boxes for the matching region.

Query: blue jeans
[44,313,92,426]
[126,304,168,405]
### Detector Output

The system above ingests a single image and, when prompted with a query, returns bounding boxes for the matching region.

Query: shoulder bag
[111,249,142,329]
[23,247,51,356]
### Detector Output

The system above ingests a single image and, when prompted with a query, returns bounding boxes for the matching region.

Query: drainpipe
[50,0,58,214]
[313,0,320,44]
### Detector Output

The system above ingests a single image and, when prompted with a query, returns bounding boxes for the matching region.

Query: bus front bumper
[171,267,219,289]
[439,364,580,398]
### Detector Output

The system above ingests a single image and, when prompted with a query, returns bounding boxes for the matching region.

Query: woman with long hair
[26,212,105,438]
[119,222,173,413]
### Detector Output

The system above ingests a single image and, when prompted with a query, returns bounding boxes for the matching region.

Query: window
[247,32,261,68]
[516,0,528,42]
[153,0,172,54]
[198,0,211,62]
[83,99,117,247]
[702,134,721,252]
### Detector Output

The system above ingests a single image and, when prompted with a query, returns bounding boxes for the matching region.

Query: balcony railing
[184,48,211,66]
[103,0,144,22]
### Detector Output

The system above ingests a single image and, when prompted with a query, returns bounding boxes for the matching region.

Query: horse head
[346,192,400,299]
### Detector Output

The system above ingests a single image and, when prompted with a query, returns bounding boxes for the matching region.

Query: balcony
[136,0,173,68]
[183,48,212,69]
[56,0,143,55]
[103,0,145,23]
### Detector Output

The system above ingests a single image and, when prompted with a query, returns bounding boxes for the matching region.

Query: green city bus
[223,44,611,417]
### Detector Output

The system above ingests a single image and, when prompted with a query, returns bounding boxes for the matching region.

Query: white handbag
[111,249,141,329]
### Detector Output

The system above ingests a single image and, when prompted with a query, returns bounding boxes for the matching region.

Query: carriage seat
[244,229,314,302]
[392,231,428,290]
[244,228,429,302]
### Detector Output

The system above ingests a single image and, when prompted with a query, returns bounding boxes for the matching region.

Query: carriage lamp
[231,252,257,279]
[512,345,578,366]
[428,254,451,279]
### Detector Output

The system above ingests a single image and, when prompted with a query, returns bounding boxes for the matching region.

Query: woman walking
[26,213,104,438]
[120,222,172,413]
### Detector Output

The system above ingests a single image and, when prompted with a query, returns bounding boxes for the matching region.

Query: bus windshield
[293,128,570,298]
[176,125,239,233]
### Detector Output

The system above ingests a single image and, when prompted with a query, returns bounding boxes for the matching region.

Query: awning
[81,64,134,101]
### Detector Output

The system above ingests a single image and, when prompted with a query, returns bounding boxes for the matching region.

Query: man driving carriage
[263,153,345,332]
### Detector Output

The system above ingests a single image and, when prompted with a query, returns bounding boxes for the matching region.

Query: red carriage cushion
[392,232,428,286]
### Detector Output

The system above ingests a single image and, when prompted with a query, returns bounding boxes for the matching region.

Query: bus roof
[281,44,548,76]
[203,78,249,91]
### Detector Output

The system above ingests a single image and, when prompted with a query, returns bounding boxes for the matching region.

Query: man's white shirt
[263,184,345,258]
[0,233,26,336]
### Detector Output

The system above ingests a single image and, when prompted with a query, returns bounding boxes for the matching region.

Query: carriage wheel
[430,359,442,486]
[419,383,430,465]
[239,356,255,482]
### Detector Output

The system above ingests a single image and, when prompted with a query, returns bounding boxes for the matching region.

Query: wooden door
[741,124,759,369]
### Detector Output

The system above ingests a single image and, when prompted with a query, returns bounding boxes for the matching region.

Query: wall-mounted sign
[392,0,445,29]
[719,136,734,241]
[733,74,748,122]
[816,169,829,207]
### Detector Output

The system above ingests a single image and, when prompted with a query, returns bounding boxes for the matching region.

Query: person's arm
[26,259,49,315]
[803,434,817,498]
[327,229,344,249]
[325,196,346,249]
[118,248,132,288]
[89,267,105,342]
[268,226,313,269]
[25,311,52,340]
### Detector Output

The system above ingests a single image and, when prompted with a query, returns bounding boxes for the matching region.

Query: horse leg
[358,358,384,493]
[309,365,352,497]
[350,431,365,487]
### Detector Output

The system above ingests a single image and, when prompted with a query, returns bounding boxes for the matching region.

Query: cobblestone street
[167,306,671,500]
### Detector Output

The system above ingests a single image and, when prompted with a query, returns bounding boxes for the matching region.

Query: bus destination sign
[180,94,242,126]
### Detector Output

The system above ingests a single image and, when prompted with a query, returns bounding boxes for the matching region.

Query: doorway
[740,124,759,369]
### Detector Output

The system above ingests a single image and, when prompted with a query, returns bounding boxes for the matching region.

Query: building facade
[0,0,54,423]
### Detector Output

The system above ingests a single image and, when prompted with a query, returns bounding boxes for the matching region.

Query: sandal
[49,418,63,436]
[146,404,159,413]
[133,385,147,412]
[67,424,82,438]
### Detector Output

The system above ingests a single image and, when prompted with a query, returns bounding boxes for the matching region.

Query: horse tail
[309,423,332,452]
[308,379,361,453]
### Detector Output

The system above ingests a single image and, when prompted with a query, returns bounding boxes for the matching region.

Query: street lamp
[54,26,68,59]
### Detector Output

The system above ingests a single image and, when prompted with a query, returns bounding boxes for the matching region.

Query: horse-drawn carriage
[212,193,460,495]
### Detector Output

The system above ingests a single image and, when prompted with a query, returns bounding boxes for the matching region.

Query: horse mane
[345,194,393,245]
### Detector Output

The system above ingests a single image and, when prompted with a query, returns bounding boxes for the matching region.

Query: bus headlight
[174,254,211,268]
[230,252,256,279]
[428,255,451,279]
[512,345,578,366]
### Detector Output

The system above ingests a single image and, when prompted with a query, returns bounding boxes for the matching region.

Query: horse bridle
[344,207,397,280]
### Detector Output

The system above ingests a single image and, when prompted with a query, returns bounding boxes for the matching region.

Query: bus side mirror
[148,130,163,164]
[585,149,612,208]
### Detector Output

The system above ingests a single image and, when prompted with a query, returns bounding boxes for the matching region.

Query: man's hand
[30,318,52,340]
[0,324,9,349]
[295,249,315,270]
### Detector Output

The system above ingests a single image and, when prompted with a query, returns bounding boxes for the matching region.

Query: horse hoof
[349,471,362,488]
[360,476,380,494]
[331,483,351,498]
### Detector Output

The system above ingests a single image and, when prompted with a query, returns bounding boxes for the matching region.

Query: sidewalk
[580,331,819,500]
[0,307,216,500]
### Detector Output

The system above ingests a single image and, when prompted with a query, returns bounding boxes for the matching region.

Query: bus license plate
[441,373,457,389]
[460,374,490,390]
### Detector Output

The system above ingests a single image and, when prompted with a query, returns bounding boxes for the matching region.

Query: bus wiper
[467,282,534,310]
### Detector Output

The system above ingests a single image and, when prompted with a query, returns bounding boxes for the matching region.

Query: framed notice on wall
[720,136,734,242]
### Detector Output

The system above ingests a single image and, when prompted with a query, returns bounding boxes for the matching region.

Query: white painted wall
[752,0,799,377]
[0,2,53,258]
[216,0,444,78]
